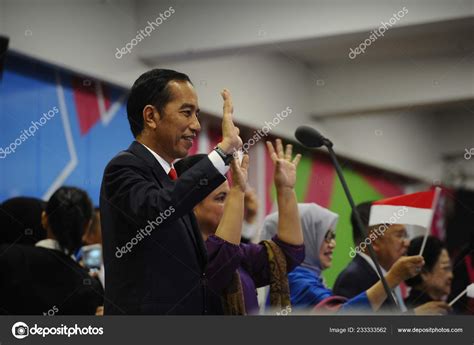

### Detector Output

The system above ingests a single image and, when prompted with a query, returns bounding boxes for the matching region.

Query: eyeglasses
[324,230,336,243]
[390,231,409,240]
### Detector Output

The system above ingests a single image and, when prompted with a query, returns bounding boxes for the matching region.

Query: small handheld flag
[448,283,474,307]
[368,187,441,256]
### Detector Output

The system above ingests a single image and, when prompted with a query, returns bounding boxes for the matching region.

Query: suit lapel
[146,156,206,267]
[128,141,207,268]
[355,254,379,281]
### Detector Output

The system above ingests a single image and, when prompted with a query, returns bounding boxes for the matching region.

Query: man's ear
[371,237,381,252]
[142,105,160,130]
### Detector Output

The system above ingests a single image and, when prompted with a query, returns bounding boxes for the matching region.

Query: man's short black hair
[126,69,192,137]
[351,201,373,244]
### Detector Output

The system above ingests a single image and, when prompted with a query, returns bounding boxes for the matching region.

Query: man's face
[373,224,409,269]
[151,80,201,161]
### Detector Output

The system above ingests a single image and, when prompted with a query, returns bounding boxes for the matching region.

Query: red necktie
[168,167,177,181]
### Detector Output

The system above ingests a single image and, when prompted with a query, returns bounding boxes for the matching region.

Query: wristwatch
[214,145,234,166]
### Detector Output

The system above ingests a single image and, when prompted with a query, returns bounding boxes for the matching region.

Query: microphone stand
[323,139,400,311]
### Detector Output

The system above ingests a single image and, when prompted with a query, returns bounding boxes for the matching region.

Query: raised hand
[367,255,428,312]
[414,301,451,315]
[218,89,243,155]
[244,188,259,224]
[230,154,249,193]
[266,139,301,190]
[214,154,249,246]
[387,255,425,286]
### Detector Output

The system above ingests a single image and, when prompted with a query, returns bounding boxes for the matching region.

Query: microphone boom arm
[326,145,400,311]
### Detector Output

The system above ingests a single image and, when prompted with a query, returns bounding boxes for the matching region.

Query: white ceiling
[265,16,474,65]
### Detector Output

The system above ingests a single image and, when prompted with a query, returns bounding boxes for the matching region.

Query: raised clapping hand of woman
[266,139,304,246]
[213,154,249,245]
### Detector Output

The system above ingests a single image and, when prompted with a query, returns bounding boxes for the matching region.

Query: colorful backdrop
[0,53,408,288]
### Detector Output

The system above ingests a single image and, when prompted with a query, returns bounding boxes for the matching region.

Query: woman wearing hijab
[261,203,426,313]
[174,139,305,315]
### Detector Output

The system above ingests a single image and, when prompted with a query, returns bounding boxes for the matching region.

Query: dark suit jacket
[100,141,226,314]
[405,288,433,309]
[333,254,395,310]
[0,244,103,315]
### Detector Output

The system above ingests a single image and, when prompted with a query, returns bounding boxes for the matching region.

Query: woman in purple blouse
[174,139,305,314]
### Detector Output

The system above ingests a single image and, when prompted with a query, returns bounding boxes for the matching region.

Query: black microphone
[295,125,333,148]
[295,125,400,311]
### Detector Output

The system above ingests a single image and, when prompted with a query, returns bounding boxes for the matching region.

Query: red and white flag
[369,188,440,228]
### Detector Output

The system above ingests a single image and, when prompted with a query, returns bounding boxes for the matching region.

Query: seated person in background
[405,236,453,309]
[76,208,105,287]
[0,186,103,315]
[241,188,259,243]
[261,203,424,313]
[174,139,305,315]
[0,196,46,245]
[333,201,451,315]
[81,207,102,247]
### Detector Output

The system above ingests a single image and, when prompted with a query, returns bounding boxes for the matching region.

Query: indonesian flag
[369,188,440,228]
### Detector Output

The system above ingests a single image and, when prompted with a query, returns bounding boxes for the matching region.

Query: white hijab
[260,203,339,274]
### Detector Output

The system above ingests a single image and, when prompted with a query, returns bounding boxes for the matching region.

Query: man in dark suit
[100,69,242,315]
[333,251,382,301]
[334,202,408,311]
[334,201,451,314]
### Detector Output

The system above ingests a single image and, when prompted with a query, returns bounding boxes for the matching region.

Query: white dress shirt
[35,238,63,252]
[141,143,229,176]
[35,238,73,257]
[358,252,407,312]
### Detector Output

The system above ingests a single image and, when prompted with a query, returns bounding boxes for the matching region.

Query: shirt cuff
[208,150,230,176]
